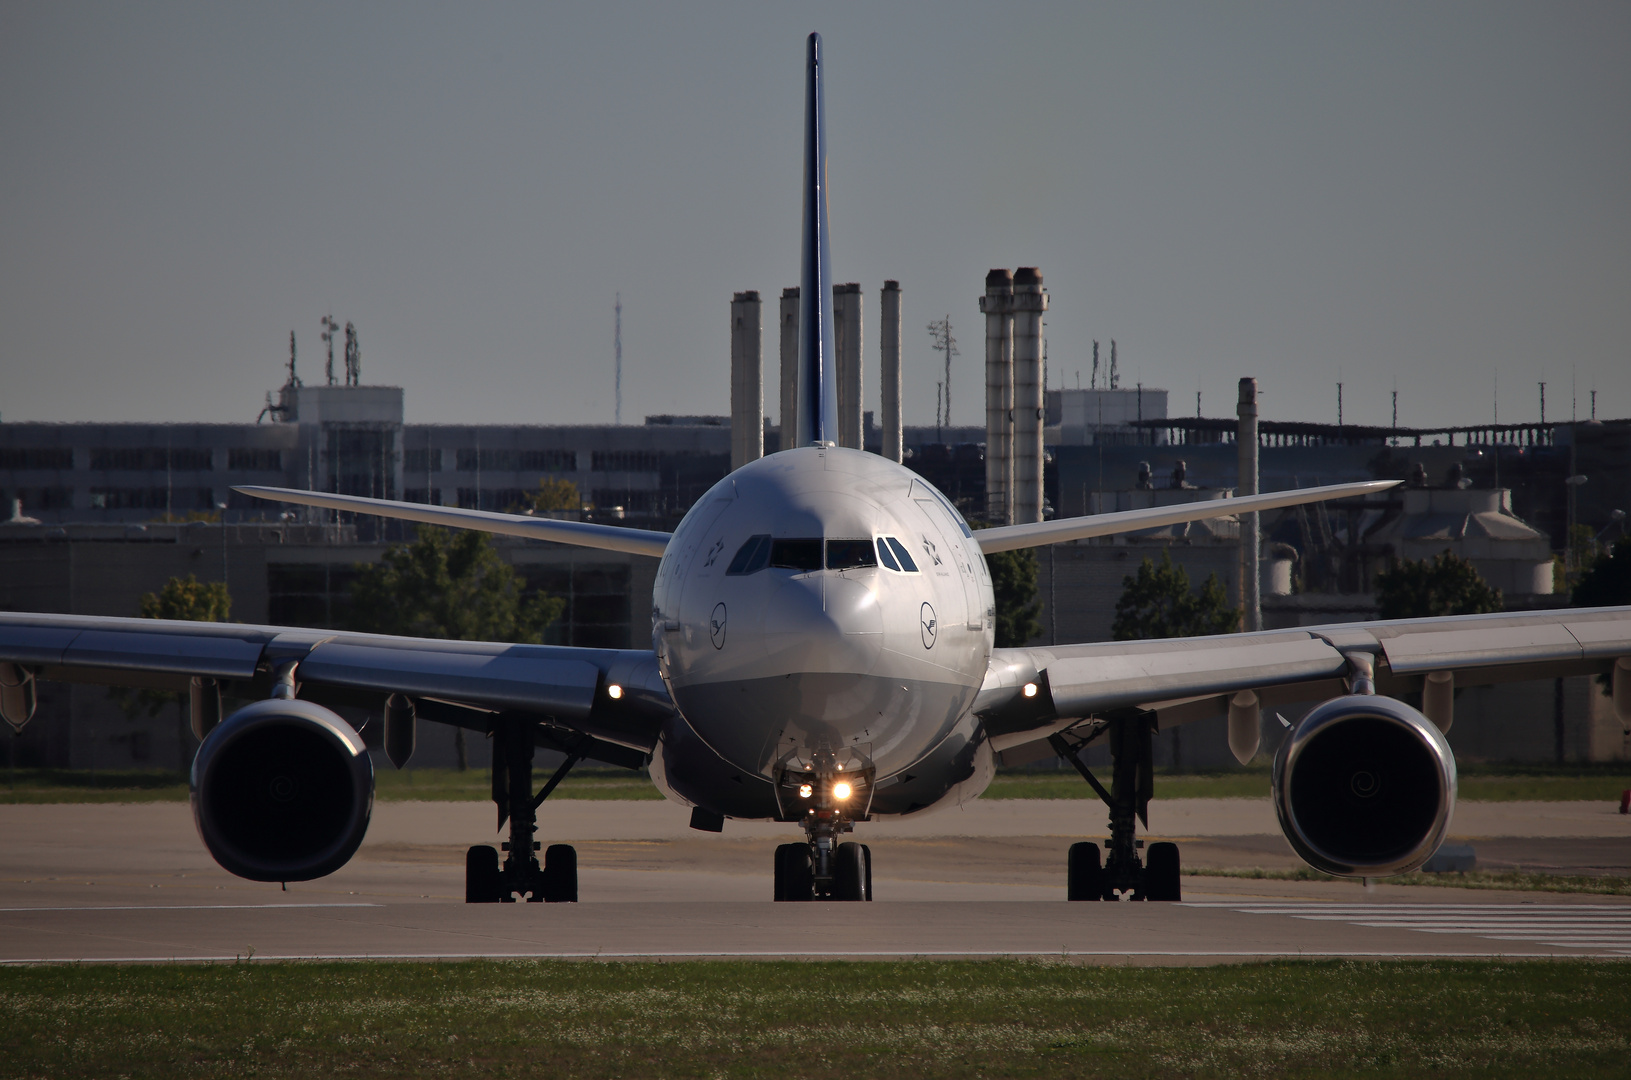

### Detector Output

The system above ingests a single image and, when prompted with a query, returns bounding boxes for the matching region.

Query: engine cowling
[1273,694,1456,878]
[191,699,374,882]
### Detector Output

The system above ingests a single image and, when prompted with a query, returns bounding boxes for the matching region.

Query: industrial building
[3,280,1627,770]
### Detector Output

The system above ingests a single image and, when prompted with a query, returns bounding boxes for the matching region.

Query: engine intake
[1273,695,1456,878]
[191,699,374,882]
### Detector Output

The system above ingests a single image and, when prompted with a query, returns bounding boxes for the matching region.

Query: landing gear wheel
[862,844,873,901]
[774,842,814,901]
[1067,842,1105,902]
[541,844,578,903]
[465,845,502,903]
[1143,841,1181,901]
[834,842,870,901]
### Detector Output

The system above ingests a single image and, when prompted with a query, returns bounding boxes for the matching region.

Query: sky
[2,2,1627,431]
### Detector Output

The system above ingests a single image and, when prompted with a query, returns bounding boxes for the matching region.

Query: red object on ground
[1620,789,1630,815]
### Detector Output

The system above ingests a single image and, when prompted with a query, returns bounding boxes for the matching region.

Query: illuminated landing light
[1023,683,1038,698]
[607,684,623,700]
[799,784,813,799]
[833,781,853,802]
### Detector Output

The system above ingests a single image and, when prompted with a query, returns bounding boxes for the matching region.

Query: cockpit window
[876,537,900,571]
[825,539,878,571]
[726,534,771,575]
[770,538,824,571]
[885,537,919,572]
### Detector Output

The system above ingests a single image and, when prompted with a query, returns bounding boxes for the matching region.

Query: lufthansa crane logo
[920,602,937,649]
[710,602,727,649]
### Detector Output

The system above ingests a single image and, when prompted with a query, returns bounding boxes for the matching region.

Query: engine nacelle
[191,699,375,882]
[1273,694,1456,878]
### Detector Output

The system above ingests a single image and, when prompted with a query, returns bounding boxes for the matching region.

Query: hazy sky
[2,3,1627,431]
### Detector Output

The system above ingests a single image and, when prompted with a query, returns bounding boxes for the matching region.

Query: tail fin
[796,32,839,447]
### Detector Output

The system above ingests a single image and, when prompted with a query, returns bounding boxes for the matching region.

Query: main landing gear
[466,717,581,904]
[1050,712,1181,902]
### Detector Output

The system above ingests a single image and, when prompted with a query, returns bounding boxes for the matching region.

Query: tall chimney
[779,287,799,451]
[730,291,763,471]
[834,282,864,449]
[1237,377,1260,631]
[1011,268,1048,524]
[880,280,903,463]
[980,269,1014,524]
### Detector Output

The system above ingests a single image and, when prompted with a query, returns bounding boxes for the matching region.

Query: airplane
[2,33,1627,905]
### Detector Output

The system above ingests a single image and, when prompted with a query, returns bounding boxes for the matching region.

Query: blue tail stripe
[798,32,839,448]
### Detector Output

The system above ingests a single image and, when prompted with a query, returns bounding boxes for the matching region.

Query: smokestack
[880,281,903,463]
[834,283,864,449]
[980,269,1014,524]
[779,287,799,451]
[730,291,763,471]
[1011,268,1048,525]
[1237,377,1260,632]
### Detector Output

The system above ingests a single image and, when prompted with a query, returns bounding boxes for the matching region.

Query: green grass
[985,763,1631,803]
[2,958,1628,1079]
[4,762,1628,805]
[0,767,659,804]
[1187,867,1631,897]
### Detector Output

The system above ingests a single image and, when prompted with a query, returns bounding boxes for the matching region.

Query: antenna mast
[927,316,958,429]
[614,293,623,425]
[320,315,339,385]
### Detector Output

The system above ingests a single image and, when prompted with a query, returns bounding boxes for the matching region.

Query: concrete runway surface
[3,799,1629,964]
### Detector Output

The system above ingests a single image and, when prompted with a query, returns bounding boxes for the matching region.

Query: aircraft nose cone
[763,574,881,674]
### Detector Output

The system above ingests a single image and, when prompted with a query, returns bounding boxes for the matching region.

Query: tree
[111,573,232,773]
[347,526,563,645]
[1374,549,1503,620]
[525,477,581,514]
[1572,539,1631,610]
[348,527,565,770]
[1111,550,1240,641]
[987,548,1042,648]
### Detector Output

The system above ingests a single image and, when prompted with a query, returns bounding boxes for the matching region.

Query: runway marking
[1189,903,1631,956]
[0,903,384,913]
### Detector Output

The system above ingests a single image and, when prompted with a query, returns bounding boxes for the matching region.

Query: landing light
[607,684,623,700]
[1023,683,1037,698]
[833,781,853,801]
[799,784,813,799]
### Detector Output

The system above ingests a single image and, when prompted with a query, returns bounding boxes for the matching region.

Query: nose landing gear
[1050,712,1182,902]
[465,716,582,904]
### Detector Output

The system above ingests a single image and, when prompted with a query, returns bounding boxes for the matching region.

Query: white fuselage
[649,446,998,818]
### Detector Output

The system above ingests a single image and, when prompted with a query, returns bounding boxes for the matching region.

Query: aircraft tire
[861,843,873,901]
[543,844,579,903]
[1144,842,1181,901]
[774,842,813,901]
[834,842,868,901]
[465,845,502,903]
[1067,842,1104,902]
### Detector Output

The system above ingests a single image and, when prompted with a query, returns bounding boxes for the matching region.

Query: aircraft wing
[976,606,1631,760]
[233,486,671,558]
[973,479,1400,553]
[0,612,673,767]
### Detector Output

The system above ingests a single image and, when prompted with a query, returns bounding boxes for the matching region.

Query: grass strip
[2,958,1628,1079]
[5,763,1629,804]
[1188,866,1631,896]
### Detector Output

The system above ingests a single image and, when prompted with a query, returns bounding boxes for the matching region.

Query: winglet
[797,32,839,447]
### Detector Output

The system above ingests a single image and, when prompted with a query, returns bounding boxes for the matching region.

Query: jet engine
[191,699,374,882]
[1273,694,1456,878]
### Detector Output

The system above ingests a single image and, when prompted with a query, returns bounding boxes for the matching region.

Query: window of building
[227,448,282,471]
[88,487,213,510]
[267,562,363,628]
[404,447,443,474]
[9,486,73,510]
[525,563,631,649]
[403,488,442,505]
[89,448,213,472]
[591,450,659,472]
[0,448,74,470]
[453,448,576,473]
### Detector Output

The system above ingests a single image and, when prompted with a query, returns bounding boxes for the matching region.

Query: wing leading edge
[0,611,673,765]
[977,606,1631,760]
[233,486,671,558]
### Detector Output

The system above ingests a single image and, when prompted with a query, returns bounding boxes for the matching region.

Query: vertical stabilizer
[797,32,839,447]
